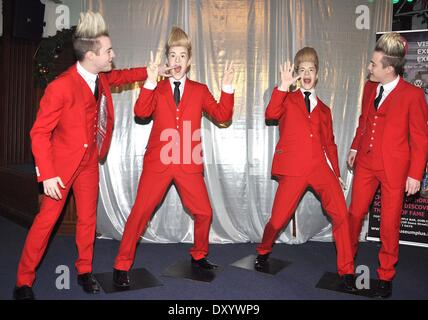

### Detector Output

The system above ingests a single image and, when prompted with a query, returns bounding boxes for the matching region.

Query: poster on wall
[366,30,428,248]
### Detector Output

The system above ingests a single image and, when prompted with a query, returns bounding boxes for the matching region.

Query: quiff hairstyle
[73,11,109,61]
[165,27,192,58]
[294,47,319,73]
[375,32,406,76]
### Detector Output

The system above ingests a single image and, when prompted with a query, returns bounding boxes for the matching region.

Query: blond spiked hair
[375,32,406,76]
[73,11,109,61]
[165,27,192,58]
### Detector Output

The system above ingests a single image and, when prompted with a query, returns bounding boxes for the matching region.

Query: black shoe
[77,273,100,294]
[375,280,392,298]
[113,268,130,288]
[254,253,270,270]
[341,274,356,292]
[191,257,219,270]
[13,285,34,300]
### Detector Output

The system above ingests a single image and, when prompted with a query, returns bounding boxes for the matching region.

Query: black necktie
[94,76,99,101]
[304,91,311,113]
[374,85,384,110]
[174,81,181,106]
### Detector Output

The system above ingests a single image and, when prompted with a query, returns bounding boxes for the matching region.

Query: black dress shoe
[254,253,270,270]
[77,273,100,294]
[13,285,35,300]
[375,280,392,298]
[341,274,356,292]
[113,268,130,288]
[191,257,219,270]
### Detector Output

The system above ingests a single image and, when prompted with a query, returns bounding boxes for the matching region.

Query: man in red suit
[347,32,428,298]
[12,11,168,300]
[112,27,235,287]
[256,47,355,291]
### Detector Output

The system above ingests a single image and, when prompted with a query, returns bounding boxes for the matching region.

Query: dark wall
[0,0,41,167]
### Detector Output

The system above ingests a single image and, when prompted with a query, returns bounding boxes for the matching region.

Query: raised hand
[158,64,175,77]
[278,61,301,91]
[221,60,235,87]
[147,50,160,84]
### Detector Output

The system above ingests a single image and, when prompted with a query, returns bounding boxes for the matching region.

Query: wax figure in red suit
[12,11,174,300]
[255,47,355,291]
[112,27,235,288]
[347,32,428,298]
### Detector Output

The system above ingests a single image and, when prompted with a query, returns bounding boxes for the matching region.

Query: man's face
[91,36,115,73]
[368,51,391,83]
[167,46,191,80]
[297,61,317,90]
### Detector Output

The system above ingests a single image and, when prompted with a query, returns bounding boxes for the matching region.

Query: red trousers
[349,165,405,281]
[257,156,354,276]
[114,166,213,271]
[16,145,99,287]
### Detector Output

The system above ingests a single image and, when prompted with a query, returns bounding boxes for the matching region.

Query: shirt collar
[380,75,400,93]
[77,61,98,83]
[300,88,316,99]
[169,75,187,87]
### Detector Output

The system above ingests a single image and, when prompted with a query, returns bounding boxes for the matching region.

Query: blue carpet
[1,215,427,300]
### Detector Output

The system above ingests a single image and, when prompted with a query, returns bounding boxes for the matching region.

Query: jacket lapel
[290,90,308,116]
[377,77,404,114]
[158,80,177,117]
[70,64,92,131]
[178,79,192,114]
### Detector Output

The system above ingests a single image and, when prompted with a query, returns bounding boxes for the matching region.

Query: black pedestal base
[315,271,379,298]
[94,268,163,293]
[230,254,291,275]
[162,260,223,283]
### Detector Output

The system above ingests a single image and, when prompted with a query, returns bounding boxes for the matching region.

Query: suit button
[308,115,311,119]
[372,130,375,133]
[310,134,313,138]
[84,144,88,148]
[374,116,378,119]
[371,137,374,140]
[176,117,179,120]
[369,144,373,147]
[373,123,376,126]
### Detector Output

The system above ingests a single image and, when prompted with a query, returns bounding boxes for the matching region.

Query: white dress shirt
[300,88,318,112]
[76,61,98,94]
[375,75,400,108]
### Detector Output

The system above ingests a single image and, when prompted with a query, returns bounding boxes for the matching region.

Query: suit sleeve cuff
[222,85,234,94]
[144,80,157,90]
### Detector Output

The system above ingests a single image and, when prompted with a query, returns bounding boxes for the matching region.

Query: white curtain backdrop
[83,0,392,244]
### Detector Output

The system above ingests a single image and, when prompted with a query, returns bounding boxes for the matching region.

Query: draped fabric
[88,0,392,244]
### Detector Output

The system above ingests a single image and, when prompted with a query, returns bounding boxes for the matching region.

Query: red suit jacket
[134,78,234,173]
[351,79,428,186]
[30,64,147,184]
[266,88,341,178]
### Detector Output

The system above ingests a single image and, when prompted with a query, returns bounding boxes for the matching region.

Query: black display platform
[315,271,379,298]
[230,254,291,275]
[94,268,163,293]
[162,260,223,283]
